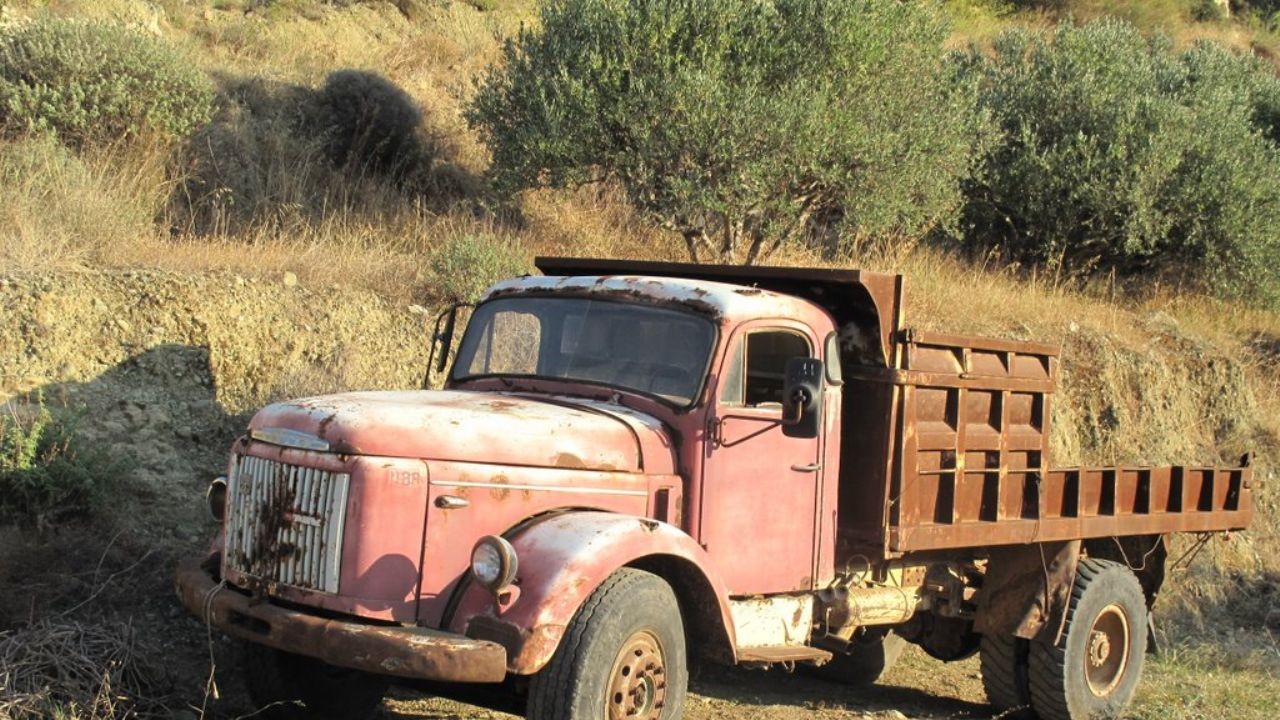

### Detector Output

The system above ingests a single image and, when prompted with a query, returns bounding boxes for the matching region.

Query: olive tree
[958,20,1280,304]
[467,0,986,264]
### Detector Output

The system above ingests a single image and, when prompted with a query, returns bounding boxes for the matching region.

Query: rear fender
[446,511,738,675]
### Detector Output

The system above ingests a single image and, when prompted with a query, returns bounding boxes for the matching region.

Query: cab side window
[720,330,811,407]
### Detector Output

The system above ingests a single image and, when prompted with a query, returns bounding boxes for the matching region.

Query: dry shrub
[166,75,328,235]
[0,620,170,719]
[319,68,424,178]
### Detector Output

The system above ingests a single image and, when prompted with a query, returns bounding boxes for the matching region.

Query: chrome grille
[225,455,350,594]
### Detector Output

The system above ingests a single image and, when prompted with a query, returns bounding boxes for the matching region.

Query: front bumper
[175,558,508,683]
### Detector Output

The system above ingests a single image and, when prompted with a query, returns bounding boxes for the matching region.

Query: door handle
[791,463,822,473]
[435,495,470,509]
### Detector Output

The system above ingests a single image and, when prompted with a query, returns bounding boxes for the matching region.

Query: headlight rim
[206,476,228,523]
[470,535,518,592]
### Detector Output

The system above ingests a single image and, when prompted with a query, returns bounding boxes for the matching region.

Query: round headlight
[471,535,518,591]
[207,476,228,523]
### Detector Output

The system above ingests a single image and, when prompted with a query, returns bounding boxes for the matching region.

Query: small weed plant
[429,234,528,303]
[0,396,125,531]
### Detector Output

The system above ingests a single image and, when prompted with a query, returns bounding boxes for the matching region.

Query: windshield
[452,296,717,406]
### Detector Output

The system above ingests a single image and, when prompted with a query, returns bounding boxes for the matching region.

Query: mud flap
[974,540,1080,643]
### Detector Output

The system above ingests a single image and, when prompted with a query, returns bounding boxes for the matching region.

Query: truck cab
[178,258,1254,720]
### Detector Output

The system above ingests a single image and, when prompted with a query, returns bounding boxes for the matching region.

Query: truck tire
[241,641,390,720]
[526,568,687,720]
[1028,558,1147,720]
[979,634,1030,712]
[811,631,907,687]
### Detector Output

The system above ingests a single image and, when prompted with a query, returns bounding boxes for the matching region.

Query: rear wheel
[241,641,390,720]
[1028,558,1147,720]
[979,633,1030,713]
[526,568,687,720]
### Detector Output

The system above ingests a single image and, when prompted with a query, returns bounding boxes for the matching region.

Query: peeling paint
[248,390,663,473]
[482,275,820,324]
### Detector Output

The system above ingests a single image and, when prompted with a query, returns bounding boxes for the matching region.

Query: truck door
[700,324,822,595]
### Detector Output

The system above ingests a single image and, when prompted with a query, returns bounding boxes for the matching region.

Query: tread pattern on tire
[527,568,661,719]
[240,641,388,720]
[980,633,1029,711]
[1028,557,1145,720]
[240,643,301,718]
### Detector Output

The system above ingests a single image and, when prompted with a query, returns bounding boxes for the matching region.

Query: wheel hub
[1084,604,1131,698]
[607,630,668,719]
[1088,630,1112,667]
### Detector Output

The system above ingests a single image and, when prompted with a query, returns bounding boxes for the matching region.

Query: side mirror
[424,304,462,389]
[782,357,824,439]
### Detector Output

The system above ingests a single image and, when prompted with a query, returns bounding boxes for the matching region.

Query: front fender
[446,511,737,675]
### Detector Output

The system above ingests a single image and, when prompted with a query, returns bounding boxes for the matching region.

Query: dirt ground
[384,650,994,720]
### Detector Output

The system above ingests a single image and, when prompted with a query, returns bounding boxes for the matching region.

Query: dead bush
[0,620,170,719]
[318,69,427,180]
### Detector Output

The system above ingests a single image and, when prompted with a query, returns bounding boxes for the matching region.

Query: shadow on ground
[0,344,251,717]
[687,661,994,718]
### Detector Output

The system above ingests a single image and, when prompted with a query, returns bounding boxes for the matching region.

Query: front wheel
[526,568,687,720]
[1028,558,1148,720]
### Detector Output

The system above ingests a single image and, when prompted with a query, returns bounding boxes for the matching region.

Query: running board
[737,645,833,664]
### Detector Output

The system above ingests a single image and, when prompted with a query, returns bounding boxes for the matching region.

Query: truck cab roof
[493,257,906,367]
[482,273,823,327]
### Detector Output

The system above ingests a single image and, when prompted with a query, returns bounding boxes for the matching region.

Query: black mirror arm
[424,303,471,388]
[435,307,458,375]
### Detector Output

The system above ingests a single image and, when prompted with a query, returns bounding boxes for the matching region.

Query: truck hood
[249,390,674,473]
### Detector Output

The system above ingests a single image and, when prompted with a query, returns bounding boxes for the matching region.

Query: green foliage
[429,234,528,303]
[468,0,987,264]
[957,19,1280,304]
[1191,0,1228,20]
[0,19,214,146]
[1231,0,1280,33]
[0,397,125,530]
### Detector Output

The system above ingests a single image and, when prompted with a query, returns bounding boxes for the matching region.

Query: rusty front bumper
[175,558,508,683]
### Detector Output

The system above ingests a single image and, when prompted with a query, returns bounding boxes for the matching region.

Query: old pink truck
[177,258,1255,720]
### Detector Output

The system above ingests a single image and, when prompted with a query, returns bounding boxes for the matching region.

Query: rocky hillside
[0,270,427,547]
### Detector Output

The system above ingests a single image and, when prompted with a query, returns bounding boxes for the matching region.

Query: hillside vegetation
[0,1,1277,718]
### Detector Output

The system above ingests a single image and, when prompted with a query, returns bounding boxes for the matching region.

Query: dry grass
[3,0,1277,317]
[0,137,171,273]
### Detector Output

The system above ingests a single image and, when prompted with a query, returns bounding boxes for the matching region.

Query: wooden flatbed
[844,328,1253,556]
